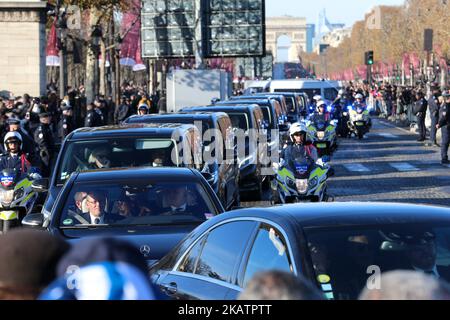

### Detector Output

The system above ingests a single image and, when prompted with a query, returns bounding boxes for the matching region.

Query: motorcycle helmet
[338,89,345,96]
[355,93,364,100]
[313,95,322,102]
[289,122,308,143]
[4,131,22,152]
[316,100,327,112]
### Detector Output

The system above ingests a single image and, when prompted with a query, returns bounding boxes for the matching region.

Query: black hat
[0,229,70,288]
[39,112,51,118]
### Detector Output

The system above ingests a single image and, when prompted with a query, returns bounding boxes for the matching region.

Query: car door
[158,220,258,300]
[229,222,297,300]
[217,116,236,208]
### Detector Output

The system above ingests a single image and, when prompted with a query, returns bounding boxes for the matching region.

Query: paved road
[243,118,450,207]
[329,118,450,206]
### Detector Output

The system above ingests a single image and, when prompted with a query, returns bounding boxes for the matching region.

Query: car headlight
[296,179,308,193]
[308,176,318,189]
[0,190,15,207]
[317,131,325,140]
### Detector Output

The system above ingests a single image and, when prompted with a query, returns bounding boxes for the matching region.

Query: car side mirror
[22,213,45,228]
[31,178,49,193]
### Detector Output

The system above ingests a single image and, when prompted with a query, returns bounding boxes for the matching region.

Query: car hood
[59,225,194,265]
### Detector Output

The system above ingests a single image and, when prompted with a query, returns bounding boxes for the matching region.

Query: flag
[46,18,60,66]
[120,0,141,67]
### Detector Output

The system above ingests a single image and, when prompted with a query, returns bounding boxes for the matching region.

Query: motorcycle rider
[352,93,367,109]
[282,123,318,167]
[0,131,41,177]
[310,100,332,123]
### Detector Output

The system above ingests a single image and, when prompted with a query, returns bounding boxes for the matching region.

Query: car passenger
[160,186,204,218]
[87,147,112,169]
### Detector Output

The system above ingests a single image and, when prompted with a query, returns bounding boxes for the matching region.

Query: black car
[124,112,240,210]
[39,123,203,219]
[229,94,289,125]
[23,167,225,266]
[254,92,308,122]
[181,105,267,200]
[150,202,450,300]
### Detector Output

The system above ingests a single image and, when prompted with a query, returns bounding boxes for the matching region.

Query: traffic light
[365,51,374,65]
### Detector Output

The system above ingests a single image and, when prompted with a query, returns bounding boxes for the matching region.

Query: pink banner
[120,0,141,67]
[46,18,60,66]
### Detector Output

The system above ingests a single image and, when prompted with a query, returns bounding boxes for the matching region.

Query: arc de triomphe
[265,16,307,62]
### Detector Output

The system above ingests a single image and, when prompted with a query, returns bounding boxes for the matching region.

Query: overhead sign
[141,0,196,58]
[204,0,266,57]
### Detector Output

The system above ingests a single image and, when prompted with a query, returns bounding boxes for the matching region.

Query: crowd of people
[0,83,164,177]
[332,81,450,164]
[2,228,450,300]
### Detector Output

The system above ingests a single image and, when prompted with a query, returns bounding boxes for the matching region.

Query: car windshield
[258,106,273,128]
[304,223,450,300]
[59,181,217,228]
[57,138,178,185]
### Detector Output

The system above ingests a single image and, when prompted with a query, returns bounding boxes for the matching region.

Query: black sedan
[23,167,225,266]
[150,202,450,300]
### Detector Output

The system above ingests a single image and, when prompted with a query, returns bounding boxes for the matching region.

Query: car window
[305,223,450,300]
[128,117,211,135]
[57,138,179,185]
[178,221,257,283]
[59,181,218,228]
[242,224,293,287]
[177,235,206,274]
[227,112,249,131]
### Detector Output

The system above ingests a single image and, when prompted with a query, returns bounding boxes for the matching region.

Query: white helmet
[355,93,364,100]
[4,131,22,152]
[313,95,322,101]
[338,89,345,96]
[289,122,308,143]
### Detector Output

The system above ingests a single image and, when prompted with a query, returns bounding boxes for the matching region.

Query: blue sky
[265,0,406,27]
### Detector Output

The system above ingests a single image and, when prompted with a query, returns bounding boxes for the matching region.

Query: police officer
[437,91,450,164]
[413,91,428,142]
[34,112,56,177]
[4,117,37,157]
[57,102,75,141]
[428,85,441,147]
[0,131,41,176]
[84,103,104,127]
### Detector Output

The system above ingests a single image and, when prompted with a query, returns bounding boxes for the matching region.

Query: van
[269,79,341,104]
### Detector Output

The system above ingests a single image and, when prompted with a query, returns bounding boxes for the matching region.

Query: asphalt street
[243,118,450,207]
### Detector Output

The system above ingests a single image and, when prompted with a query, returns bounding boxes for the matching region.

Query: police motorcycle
[347,103,371,139]
[332,91,351,138]
[271,123,333,204]
[306,104,338,161]
[0,168,39,233]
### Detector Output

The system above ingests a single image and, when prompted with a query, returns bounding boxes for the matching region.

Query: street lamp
[56,10,68,100]
[91,25,103,97]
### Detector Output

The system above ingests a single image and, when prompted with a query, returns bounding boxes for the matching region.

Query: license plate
[356,122,365,126]
[317,143,327,148]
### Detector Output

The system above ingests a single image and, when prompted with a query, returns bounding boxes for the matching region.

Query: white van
[269,79,341,104]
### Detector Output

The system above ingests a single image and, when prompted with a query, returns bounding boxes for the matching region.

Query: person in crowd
[238,270,324,300]
[39,237,163,300]
[0,229,70,300]
[413,91,428,142]
[437,90,450,164]
[57,102,75,142]
[114,96,134,124]
[84,102,104,127]
[359,270,450,300]
[428,85,442,147]
[34,112,56,177]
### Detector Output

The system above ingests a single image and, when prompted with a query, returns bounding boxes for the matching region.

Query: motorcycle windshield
[291,158,313,179]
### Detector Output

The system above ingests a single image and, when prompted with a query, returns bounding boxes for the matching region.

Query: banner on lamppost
[120,0,142,66]
[46,19,60,66]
